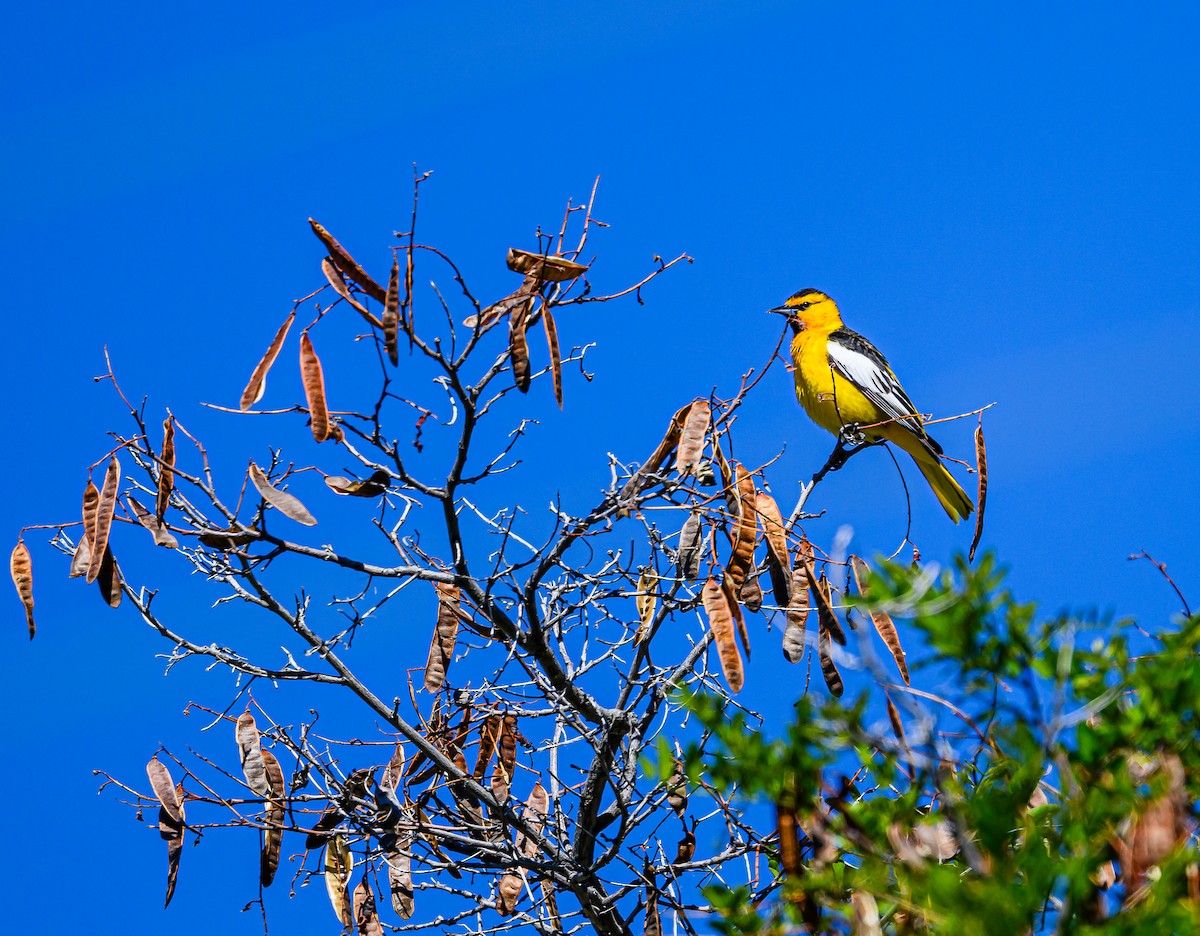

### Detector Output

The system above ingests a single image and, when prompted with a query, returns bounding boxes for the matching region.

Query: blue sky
[3,1,1198,930]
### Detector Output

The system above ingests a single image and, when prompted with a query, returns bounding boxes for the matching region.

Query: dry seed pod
[514,781,549,858]
[542,306,563,409]
[323,469,390,497]
[509,295,532,392]
[677,511,702,581]
[299,332,333,442]
[10,539,34,639]
[160,781,186,908]
[384,254,401,366]
[96,547,122,608]
[818,623,844,698]
[197,527,258,549]
[240,310,295,411]
[320,256,380,327]
[505,247,589,281]
[539,880,562,932]
[885,693,906,747]
[308,218,387,303]
[70,480,100,577]
[85,457,120,585]
[634,569,658,645]
[618,402,690,511]
[126,494,179,548]
[756,492,790,570]
[969,422,988,563]
[666,759,688,818]
[777,802,802,877]
[354,875,383,936]
[423,582,460,692]
[146,757,184,825]
[496,870,523,917]
[676,400,710,477]
[849,556,909,684]
[673,826,696,866]
[467,273,537,330]
[702,576,743,692]
[739,572,764,614]
[324,834,354,928]
[156,416,175,522]
[386,834,415,919]
[492,715,518,802]
[260,748,285,887]
[236,711,271,796]
[809,564,846,645]
[721,572,751,661]
[473,715,502,780]
[249,463,317,526]
[724,463,758,589]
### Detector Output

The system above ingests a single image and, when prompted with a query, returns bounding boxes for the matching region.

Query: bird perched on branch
[770,288,974,523]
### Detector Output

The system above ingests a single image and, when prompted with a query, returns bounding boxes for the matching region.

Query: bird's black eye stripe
[797,301,811,311]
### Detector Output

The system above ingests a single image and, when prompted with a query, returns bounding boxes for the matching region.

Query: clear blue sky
[3,1,1197,930]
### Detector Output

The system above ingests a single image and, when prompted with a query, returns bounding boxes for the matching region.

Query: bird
[770,288,974,523]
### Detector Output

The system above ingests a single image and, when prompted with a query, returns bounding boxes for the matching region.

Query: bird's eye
[798,302,811,312]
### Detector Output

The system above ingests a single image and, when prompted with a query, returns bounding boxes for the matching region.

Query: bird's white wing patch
[826,340,926,437]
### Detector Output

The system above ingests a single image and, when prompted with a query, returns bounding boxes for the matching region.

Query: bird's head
[768,288,841,333]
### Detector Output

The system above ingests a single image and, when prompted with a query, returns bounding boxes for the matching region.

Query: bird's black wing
[826,326,943,455]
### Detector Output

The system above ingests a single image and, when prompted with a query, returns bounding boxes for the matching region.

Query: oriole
[770,288,974,523]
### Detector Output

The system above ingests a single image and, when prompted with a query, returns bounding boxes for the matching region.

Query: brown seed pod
[644,883,662,936]
[677,510,702,581]
[384,254,401,366]
[236,711,271,796]
[260,748,285,887]
[505,247,589,282]
[10,539,34,639]
[197,527,258,549]
[676,400,711,477]
[969,422,988,563]
[849,556,909,684]
[634,569,658,645]
[323,469,390,497]
[473,715,502,780]
[783,544,812,663]
[126,494,179,548]
[542,305,563,409]
[724,463,758,590]
[85,457,120,585]
[240,310,295,411]
[721,572,751,661]
[885,693,906,747]
[354,875,383,936]
[509,294,533,392]
[672,826,696,866]
[320,257,382,329]
[308,218,387,303]
[146,757,184,826]
[777,802,802,877]
[156,416,175,522]
[96,547,122,608]
[249,463,317,526]
[386,833,415,919]
[424,582,460,692]
[809,563,846,645]
[515,781,549,859]
[618,402,690,511]
[299,332,333,442]
[160,780,186,908]
[492,715,518,802]
[702,576,743,692]
[756,492,790,571]
[496,869,523,917]
[739,572,764,614]
[818,619,844,697]
[70,480,100,577]
[324,834,354,927]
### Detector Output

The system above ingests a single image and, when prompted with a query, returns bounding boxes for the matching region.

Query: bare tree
[17,176,860,935]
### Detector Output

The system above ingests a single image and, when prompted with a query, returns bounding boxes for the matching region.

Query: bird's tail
[912,455,974,524]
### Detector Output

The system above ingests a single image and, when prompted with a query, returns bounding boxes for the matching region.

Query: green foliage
[691,553,1200,934]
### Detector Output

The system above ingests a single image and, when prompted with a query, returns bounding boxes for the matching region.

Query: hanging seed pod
[299,332,333,443]
[809,564,846,645]
[675,400,710,477]
[386,833,415,919]
[543,306,563,409]
[818,621,844,698]
[308,218,387,303]
[96,547,122,608]
[509,295,533,392]
[617,402,690,511]
[324,469,390,497]
[777,801,802,877]
[496,869,523,917]
[160,780,186,908]
[783,541,813,662]
[156,416,175,522]
[634,569,658,645]
[126,494,179,548]
[260,748,285,887]
[672,826,696,866]
[505,248,589,281]
[10,539,34,639]
[849,556,909,684]
[70,480,100,577]
[146,757,184,825]
[721,572,751,661]
[321,257,381,328]
[644,881,661,936]
[85,457,120,585]
[353,874,383,936]
[324,834,354,928]
[724,463,758,590]
[424,582,461,691]
[677,510,702,581]
[240,310,295,410]
[473,715,502,780]
[236,711,271,796]
[384,254,401,366]
[969,422,988,563]
[702,577,743,692]
[249,463,318,526]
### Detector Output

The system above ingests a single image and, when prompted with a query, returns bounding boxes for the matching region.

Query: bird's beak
[766,305,792,317]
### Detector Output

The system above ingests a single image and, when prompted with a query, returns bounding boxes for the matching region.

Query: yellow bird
[770,288,974,523]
